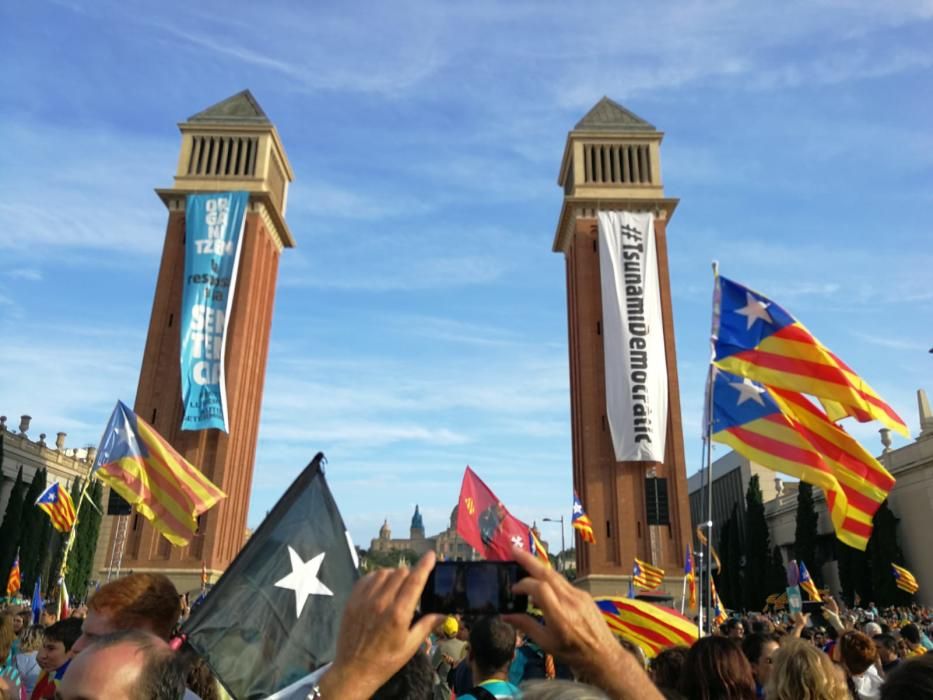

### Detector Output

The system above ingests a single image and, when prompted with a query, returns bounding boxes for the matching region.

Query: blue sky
[2,1,931,550]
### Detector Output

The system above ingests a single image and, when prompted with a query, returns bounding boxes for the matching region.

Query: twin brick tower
[101,92,690,595]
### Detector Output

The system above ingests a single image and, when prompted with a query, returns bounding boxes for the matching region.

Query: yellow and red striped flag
[798,561,822,602]
[528,527,551,567]
[36,482,77,533]
[5,551,21,596]
[713,276,907,437]
[684,546,697,609]
[892,563,919,594]
[711,368,894,550]
[595,596,698,658]
[92,401,226,546]
[711,578,728,626]
[633,558,665,591]
[572,491,596,544]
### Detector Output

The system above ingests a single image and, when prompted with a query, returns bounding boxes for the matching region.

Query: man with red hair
[71,574,180,655]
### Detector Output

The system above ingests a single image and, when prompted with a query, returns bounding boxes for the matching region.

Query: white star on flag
[511,535,525,549]
[730,379,767,407]
[573,503,583,514]
[274,546,333,618]
[735,291,773,330]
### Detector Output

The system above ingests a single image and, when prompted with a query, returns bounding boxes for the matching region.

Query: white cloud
[5,269,43,281]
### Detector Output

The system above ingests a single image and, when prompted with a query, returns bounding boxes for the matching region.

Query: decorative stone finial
[774,478,784,498]
[918,389,933,439]
[86,447,98,464]
[38,433,47,447]
[879,428,892,453]
[56,432,67,450]
[19,415,31,435]
[0,416,6,430]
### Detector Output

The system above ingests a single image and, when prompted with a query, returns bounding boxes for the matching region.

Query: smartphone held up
[420,561,529,615]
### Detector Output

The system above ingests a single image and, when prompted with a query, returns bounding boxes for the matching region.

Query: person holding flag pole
[51,459,96,615]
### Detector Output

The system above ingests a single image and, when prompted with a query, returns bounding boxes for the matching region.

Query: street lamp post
[542,516,566,572]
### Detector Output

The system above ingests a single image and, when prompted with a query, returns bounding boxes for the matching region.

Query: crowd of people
[0,547,931,699]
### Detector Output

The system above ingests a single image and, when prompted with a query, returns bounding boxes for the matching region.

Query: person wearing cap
[433,616,468,688]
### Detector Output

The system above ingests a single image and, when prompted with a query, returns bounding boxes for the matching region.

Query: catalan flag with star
[35,481,77,533]
[6,550,21,596]
[713,276,907,437]
[596,596,697,658]
[93,400,226,546]
[711,577,728,626]
[798,561,822,602]
[710,367,893,550]
[633,558,665,591]
[572,491,596,544]
[684,545,696,609]
[891,563,919,594]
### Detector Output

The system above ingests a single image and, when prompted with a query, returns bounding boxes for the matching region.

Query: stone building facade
[0,414,99,514]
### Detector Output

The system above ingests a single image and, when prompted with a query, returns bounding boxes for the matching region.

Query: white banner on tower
[597,210,668,462]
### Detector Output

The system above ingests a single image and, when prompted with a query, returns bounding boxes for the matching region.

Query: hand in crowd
[504,547,664,700]
[790,611,810,637]
[319,551,445,700]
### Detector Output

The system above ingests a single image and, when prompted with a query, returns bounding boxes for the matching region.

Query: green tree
[837,542,870,606]
[866,501,911,607]
[360,547,421,572]
[717,504,742,609]
[0,466,26,578]
[768,546,787,599]
[744,475,773,611]
[19,468,48,592]
[794,482,819,572]
[66,479,104,600]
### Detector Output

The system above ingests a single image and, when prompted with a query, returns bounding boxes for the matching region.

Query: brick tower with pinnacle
[99,90,295,592]
[553,97,692,597]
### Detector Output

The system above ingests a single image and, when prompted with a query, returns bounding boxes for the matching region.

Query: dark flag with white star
[182,453,359,699]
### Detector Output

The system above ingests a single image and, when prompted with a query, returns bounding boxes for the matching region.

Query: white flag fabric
[597,211,668,462]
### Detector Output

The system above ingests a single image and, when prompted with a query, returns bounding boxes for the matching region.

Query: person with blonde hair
[12,627,43,696]
[765,638,848,700]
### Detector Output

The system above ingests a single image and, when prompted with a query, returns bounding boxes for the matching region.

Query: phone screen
[421,561,528,615]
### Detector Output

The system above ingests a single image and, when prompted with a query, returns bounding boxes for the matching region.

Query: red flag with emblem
[456,466,534,561]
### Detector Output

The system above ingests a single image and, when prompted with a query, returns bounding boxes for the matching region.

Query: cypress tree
[768,546,787,599]
[866,501,910,607]
[19,468,48,591]
[0,466,26,576]
[717,504,742,609]
[66,479,104,600]
[744,475,772,611]
[837,542,870,606]
[794,482,819,571]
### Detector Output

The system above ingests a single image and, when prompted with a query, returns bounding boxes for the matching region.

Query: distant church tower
[553,98,692,595]
[101,91,294,592]
[410,505,425,540]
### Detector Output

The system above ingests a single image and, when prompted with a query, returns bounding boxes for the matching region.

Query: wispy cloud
[852,332,929,352]
[5,269,43,281]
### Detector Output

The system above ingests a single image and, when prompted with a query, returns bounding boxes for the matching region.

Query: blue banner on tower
[180,191,249,432]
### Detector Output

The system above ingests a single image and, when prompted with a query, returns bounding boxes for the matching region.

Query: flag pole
[57,457,96,590]
[702,260,720,636]
[680,573,687,615]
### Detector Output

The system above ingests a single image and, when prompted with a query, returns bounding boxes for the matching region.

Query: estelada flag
[713,275,907,436]
[456,466,536,561]
[891,563,919,594]
[6,550,20,596]
[596,596,697,658]
[93,400,226,546]
[36,482,77,533]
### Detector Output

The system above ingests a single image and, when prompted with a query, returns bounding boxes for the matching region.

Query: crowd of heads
[0,556,931,699]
